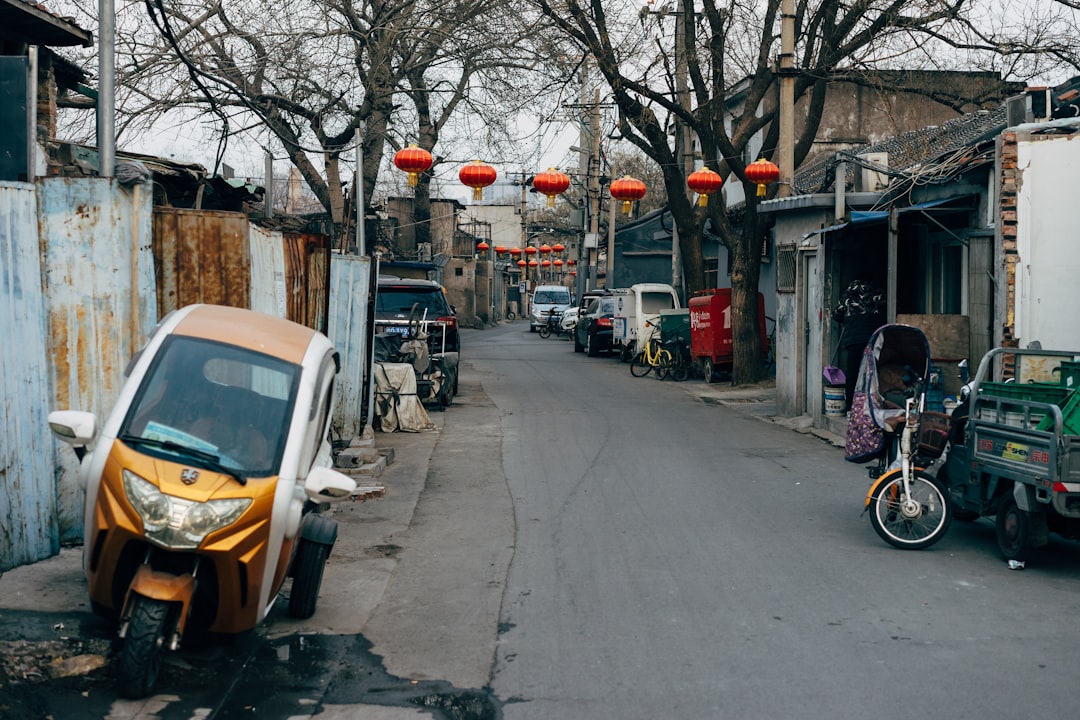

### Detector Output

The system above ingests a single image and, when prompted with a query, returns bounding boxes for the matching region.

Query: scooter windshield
[120,335,300,478]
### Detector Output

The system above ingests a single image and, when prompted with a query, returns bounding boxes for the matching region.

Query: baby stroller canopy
[845,324,931,462]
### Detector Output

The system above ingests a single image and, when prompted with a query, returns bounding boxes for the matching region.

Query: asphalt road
[469,323,1080,719]
[3,321,1080,719]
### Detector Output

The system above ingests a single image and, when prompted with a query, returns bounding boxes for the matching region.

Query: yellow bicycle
[629,322,672,378]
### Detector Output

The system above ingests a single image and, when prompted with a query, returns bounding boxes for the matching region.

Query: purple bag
[844,390,885,463]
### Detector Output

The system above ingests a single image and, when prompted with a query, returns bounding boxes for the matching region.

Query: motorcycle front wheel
[868,469,952,550]
[117,595,172,698]
[538,325,552,339]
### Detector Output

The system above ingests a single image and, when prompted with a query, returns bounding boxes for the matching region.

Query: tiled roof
[793,106,1008,195]
[0,0,93,47]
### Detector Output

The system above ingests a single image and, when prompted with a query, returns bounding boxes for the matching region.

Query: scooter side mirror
[303,465,357,503]
[48,410,97,446]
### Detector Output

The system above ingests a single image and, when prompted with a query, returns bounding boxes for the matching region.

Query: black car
[574,294,620,357]
[374,276,460,354]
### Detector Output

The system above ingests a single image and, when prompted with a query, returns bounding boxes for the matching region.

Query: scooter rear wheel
[289,538,332,619]
[117,595,171,699]
[868,469,952,550]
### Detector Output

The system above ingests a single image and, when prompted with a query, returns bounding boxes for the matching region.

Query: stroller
[845,324,953,549]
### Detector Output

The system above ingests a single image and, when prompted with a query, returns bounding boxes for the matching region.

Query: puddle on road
[0,612,502,720]
[222,633,503,720]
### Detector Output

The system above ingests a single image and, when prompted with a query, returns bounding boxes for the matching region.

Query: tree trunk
[728,185,765,385]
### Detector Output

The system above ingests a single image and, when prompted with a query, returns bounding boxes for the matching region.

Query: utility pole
[577,58,592,298]
[672,0,693,296]
[587,89,602,291]
[520,171,529,317]
[778,0,795,197]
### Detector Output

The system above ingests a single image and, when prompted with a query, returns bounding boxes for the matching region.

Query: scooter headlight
[122,470,251,549]
[180,499,249,545]
[123,470,171,532]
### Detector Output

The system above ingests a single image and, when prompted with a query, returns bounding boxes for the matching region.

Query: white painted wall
[1015,132,1080,350]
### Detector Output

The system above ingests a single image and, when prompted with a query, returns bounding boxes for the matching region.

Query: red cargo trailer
[689,289,768,383]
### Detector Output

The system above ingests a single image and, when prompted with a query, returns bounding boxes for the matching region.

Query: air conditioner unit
[1006,88,1053,127]
[858,152,889,192]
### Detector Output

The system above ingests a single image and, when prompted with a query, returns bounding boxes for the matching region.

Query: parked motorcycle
[537,309,567,339]
[48,304,365,698]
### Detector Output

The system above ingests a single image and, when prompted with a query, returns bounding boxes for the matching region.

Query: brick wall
[998,131,1019,351]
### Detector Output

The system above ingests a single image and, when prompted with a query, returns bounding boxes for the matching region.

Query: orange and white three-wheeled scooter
[48,304,362,698]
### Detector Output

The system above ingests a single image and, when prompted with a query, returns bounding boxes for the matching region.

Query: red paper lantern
[610,175,647,214]
[539,243,552,255]
[541,259,551,268]
[687,166,723,207]
[394,144,433,187]
[533,168,570,207]
[552,242,565,253]
[524,246,538,255]
[494,245,508,255]
[553,259,564,267]
[459,159,497,201]
[509,247,522,256]
[745,157,780,198]
[568,259,577,266]
[528,259,539,267]
[517,259,526,267]
[476,241,490,252]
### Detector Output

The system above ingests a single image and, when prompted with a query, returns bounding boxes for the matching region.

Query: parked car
[560,306,582,333]
[374,276,460,354]
[574,292,624,356]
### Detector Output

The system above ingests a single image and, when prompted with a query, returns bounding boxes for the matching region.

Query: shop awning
[813,196,971,237]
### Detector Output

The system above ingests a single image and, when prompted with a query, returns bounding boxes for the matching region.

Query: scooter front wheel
[538,325,552,339]
[117,595,172,699]
[868,469,952,550]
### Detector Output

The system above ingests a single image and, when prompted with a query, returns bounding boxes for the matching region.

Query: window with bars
[776,244,796,293]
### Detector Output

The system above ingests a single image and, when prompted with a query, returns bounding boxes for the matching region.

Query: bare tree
[530,0,1080,384]
[55,0,563,248]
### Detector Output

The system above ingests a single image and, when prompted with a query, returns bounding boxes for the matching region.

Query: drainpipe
[97,0,115,178]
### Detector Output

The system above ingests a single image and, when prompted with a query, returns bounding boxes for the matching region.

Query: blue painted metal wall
[0,181,58,570]
[328,254,374,441]
[38,177,157,544]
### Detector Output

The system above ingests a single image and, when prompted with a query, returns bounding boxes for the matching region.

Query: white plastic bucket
[824,385,846,416]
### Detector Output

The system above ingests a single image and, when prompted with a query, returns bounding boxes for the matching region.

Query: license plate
[383,326,409,334]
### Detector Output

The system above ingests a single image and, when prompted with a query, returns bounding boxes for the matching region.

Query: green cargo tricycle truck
[939,347,1080,563]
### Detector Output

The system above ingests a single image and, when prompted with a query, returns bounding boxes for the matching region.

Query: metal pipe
[356,126,366,255]
[97,0,115,177]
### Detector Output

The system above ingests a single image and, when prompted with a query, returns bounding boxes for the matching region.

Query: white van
[530,285,574,332]
[612,283,681,358]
